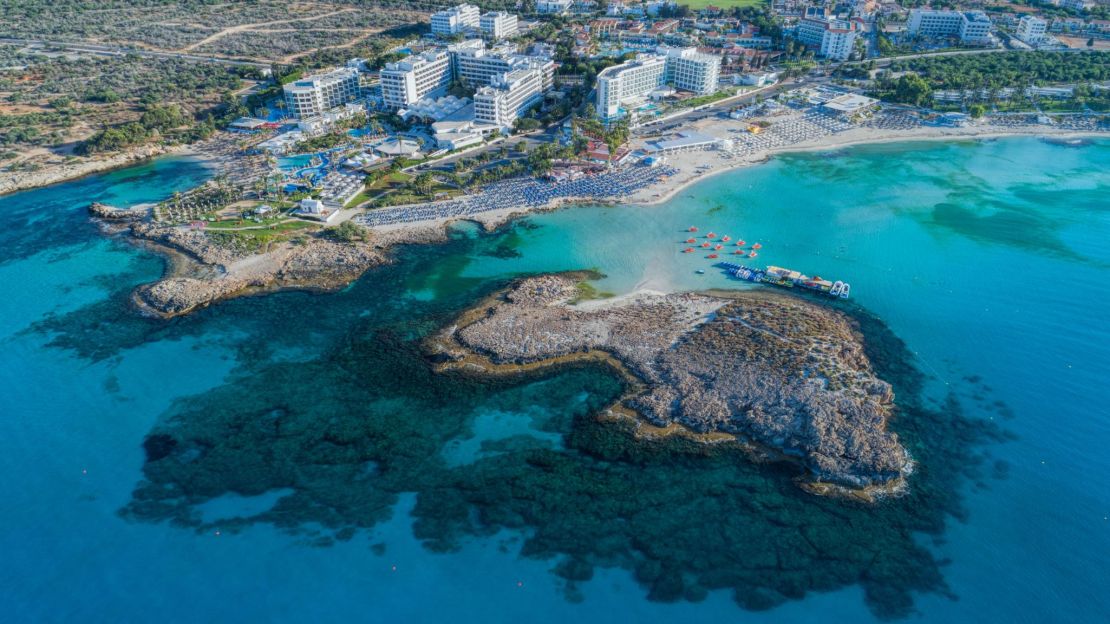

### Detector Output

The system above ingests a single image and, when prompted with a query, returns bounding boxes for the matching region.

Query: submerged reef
[86,236,1008,620]
[433,274,911,496]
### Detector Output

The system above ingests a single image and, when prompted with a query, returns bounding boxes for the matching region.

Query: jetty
[719,262,851,298]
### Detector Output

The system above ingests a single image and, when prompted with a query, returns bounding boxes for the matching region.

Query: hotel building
[450,40,555,91]
[480,11,518,39]
[1016,15,1047,44]
[282,67,361,118]
[796,17,859,60]
[596,47,722,118]
[664,47,721,94]
[474,68,545,127]
[430,4,480,36]
[907,9,993,45]
[380,50,453,109]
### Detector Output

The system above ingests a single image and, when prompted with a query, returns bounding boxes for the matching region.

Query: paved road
[0,37,272,71]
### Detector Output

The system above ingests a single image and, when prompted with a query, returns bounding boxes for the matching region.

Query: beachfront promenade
[354,164,679,227]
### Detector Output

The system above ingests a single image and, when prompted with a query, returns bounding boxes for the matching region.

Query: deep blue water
[0,140,1108,623]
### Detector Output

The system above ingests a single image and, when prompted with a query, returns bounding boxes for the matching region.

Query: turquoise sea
[1,138,1108,622]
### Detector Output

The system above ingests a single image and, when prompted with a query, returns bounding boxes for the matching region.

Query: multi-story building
[597,54,668,118]
[480,11,518,39]
[474,68,545,127]
[450,40,555,91]
[664,47,721,94]
[796,17,859,60]
[1016,15,1047,43]
[282,67,361,118]
[907,9,993,45]
[380,50,453,109]
[536,0,573,14]
[430,4,481,36]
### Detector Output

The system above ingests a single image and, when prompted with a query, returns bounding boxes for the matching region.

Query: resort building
[906,9,993,45]
[430,4,481,36]
[380,50,453,109]
[1016,15,1048,44]
[480,11,518,39]
[664,47,721,95]
[450,40,555,91]
[596,54,668,118]
[474,68,545,127]
[282,68,361,119]
[536,0,573,14]
[596,48,723,118]
[795,16,860,60]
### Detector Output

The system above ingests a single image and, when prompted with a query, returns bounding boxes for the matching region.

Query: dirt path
[178,7,358,52]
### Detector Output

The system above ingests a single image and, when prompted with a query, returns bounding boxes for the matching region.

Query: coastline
[92,125,1104,318]
[0,143,195,198]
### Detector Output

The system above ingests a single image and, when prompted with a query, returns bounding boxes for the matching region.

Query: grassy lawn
[206,220,320,251]
[674,0,764,9]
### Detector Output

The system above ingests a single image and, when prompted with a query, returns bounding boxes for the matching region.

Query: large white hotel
[379,50,454,110]
[906,9,993,45]
[430,3,480,35]
[282,67,361,118]
[380,40,552,111]
[795,16,859,61]
[474,68,545,127]
[596,48,721,119]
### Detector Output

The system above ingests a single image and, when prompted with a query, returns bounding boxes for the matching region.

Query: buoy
[391,565,397,571]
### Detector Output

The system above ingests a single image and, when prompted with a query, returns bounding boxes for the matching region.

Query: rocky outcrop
[89,202,150,221]
[126,223,390,318]
[436,274,912,495]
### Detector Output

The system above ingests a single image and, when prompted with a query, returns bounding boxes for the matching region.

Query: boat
[701,242,711,248]
[708,254,718,259]
[719,262,851,299]
[749,251,758,258]
[707,232,716,239]
[736,240,745,246]
[733,250,744,255]
[722,236,731,242]
[752,243,762,250]
[695,269,705,274]
[714,244,723,250]
[684,247,694,253]
[686,238,696,243]
[689,226,698,232]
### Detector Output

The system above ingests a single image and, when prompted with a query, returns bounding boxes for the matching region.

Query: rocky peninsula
[430,273,912,498]
[92,211,449,318]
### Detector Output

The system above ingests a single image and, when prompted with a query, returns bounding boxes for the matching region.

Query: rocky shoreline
[96,215,451,318]
[428,273,913,499]
[0,144,180,198]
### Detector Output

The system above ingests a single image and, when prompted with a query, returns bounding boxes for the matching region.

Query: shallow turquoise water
[1,139,1108,622]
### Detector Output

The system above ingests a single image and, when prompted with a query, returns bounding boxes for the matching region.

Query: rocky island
[430,273,913,499]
